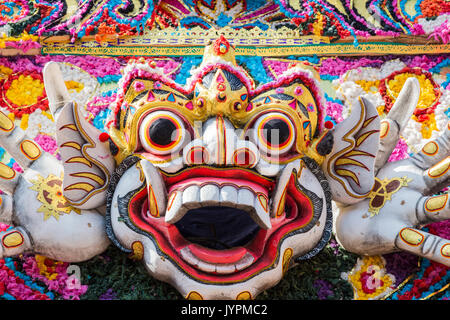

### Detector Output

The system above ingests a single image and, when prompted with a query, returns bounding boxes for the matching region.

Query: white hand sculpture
[334,78,450,266]
[0,63,110,262]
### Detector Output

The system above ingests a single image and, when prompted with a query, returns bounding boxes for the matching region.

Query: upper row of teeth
[164,183,272,229]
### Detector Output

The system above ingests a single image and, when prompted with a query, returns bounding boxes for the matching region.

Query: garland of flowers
[0,0,41,37]
[0,32,40,52]
[0,3,446,302]
[0,222,87,300]
[379,67,440,116]
[342,255,397,300]
[0,257,51,300]
[0,253,88,300]
[22,255,87,300]
[419,0,450,18]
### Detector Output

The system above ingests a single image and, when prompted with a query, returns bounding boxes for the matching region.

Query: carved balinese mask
[103,37,336,299]
[45,37,380,300]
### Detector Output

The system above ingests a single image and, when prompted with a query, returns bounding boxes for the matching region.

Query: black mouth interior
[174,206,261,250]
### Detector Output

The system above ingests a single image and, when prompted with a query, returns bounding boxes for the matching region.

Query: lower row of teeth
[180,247,255,274]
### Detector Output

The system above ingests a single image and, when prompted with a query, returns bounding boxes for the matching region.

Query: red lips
[127,167,315,283]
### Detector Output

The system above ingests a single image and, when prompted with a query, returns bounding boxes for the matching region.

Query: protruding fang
[165,191,186,224]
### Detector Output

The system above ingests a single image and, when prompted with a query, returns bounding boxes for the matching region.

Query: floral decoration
[0,71,48,117]
[342,255,396,300]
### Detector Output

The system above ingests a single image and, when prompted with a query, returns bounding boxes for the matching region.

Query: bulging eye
[252,112,295,155]
[139,111,188,155]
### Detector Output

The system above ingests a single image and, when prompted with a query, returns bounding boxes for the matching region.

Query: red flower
[360,270,385,294]
[44,258,54,268]
[398,291,413,300]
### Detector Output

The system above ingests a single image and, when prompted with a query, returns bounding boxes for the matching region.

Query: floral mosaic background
[0,1,449,39]
[0,52,448,300]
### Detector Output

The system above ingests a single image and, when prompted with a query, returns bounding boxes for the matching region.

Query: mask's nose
[183,116,259,167]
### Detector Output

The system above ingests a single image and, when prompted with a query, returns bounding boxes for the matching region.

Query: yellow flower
[355,80,380,93]
[312,12,324,36]
[387,73,437,110]
[5,75,44,106]
[416,113,438,139]
[65,80,84,93]
[346,256,395,300]
[376,105,385,116]
[0,65,12,79]
[35,254,63,281]
[20,114,29,130]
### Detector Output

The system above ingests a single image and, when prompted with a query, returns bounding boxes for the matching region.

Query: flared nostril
[185,145,209,165]
[232,147,257,168]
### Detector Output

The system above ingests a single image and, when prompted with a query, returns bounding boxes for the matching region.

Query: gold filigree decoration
[367,176,411,217]
[42,26,329,48]
[129,241,144,260]
[121,26,329,46]
[29,173,81,220]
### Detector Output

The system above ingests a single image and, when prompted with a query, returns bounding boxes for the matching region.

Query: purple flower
[384,251,419,286]
[99,288,117,300]
[328,239,341,255]
[314,279,334,300]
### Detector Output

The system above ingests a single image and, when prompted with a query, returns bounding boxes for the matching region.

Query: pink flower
[21,255,88,300]
[34,134,58,155]
[154,81,162,89]
[12,162,23,173]
[429,20,450,44]
[326,101,344,123]
[133,80,146,92]
[294,86,303,95]
[388,139,409,162]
